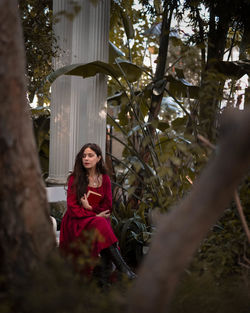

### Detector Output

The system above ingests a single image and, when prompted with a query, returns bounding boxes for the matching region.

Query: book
[86,190,102,207]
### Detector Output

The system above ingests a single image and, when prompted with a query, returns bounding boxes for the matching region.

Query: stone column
[69,0,110,170]
[47,0,73,185]
[48,0,110,184]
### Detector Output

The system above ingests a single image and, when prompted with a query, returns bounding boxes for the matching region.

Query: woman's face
[82,147,101,170]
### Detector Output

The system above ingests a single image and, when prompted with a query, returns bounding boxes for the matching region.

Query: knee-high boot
[93,253,114,287]
[101,244,137,280]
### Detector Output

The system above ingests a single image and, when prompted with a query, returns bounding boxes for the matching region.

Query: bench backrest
[46,186,67,203]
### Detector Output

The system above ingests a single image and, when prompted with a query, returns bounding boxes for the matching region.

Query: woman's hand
[96,210,110,218]
[80,194,92,210]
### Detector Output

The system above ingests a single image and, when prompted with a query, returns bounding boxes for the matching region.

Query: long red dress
[59,174,118,258]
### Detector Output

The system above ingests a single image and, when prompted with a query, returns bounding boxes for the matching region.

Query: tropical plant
[106,73,209,264]
[106,0,250,270]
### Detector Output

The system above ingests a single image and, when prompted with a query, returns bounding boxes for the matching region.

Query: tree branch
[149,2,174,122]
[128,108,250,313]
[234,191,250,244]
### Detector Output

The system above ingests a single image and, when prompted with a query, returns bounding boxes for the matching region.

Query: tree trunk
[148,2,173,124]
[199,5,230,141]
[0,0,55,286]
[127,108,250,313]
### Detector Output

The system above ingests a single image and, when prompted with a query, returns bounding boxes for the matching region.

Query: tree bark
[0,0,55,285]
[149,2,173,124]
[127,108,250,313]
[199,3,230,141]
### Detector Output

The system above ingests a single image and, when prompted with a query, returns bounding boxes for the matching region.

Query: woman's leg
[101,243,137,280]
[85,216,118,257]
[93,251,114,287]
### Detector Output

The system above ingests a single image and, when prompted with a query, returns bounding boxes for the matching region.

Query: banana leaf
[46,60,143,85]
[115,58,144,82]
[216,60,250,79]
[166,74,199,99]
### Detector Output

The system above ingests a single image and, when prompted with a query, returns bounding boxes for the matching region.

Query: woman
[59,143,136,280]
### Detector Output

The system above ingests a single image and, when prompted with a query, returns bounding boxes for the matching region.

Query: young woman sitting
[59,143,136,282]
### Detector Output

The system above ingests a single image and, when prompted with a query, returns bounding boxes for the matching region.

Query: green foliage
[191,177,250,280]
[50,201,66,230]
[105,38,249,283]
[109,0,160,89]
[169,273,250,313]
[5,252,128,313]
[106,1,250,276]
[111,204,151,266]
[107,62,210,265]
[3,254,250,313]
[19,0,57,105]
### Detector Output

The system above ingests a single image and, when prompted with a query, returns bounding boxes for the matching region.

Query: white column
[48,0,110,184]
[47,0,73,185]
[69,0,110,171]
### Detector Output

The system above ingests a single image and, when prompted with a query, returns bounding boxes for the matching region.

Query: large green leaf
[46,61,120,84]
[157,121,170,131]
[115,58,144,82]
[216,60,250,79]
[166,74,199,99]
[171,116,188,130]
[46,60,143,85]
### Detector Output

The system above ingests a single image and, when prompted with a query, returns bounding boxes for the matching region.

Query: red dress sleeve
[101,174,113,212]
[67,175,96,218]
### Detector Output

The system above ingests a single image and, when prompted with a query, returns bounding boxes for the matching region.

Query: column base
[46,176,68,186]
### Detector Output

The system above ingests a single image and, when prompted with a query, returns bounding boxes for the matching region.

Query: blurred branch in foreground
[128,108,250,313]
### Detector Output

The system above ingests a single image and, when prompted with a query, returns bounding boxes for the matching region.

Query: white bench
[47,186,67,245]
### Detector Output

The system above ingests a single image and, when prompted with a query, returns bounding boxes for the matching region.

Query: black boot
[93,253,114,288]
[102,244,137,280]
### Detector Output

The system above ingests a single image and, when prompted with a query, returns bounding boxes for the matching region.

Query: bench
[47,186,67,245]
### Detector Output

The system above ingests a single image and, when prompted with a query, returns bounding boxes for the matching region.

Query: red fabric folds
[59,174,118,258]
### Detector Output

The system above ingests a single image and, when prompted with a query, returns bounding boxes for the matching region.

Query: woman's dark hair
[69,143,107,204]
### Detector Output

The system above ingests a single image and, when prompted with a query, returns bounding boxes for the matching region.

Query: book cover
[86,190,102,207]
